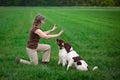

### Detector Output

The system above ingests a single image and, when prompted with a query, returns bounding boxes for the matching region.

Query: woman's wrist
[51,26,57,31]
[59,30,64,35]
[50,29,54,32]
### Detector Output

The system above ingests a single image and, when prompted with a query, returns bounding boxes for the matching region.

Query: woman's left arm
[44,25,57,34]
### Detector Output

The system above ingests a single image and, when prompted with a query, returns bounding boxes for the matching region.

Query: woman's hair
[33,15,45,26]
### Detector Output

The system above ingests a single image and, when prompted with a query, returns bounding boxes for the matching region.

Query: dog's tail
[92,66,98,71]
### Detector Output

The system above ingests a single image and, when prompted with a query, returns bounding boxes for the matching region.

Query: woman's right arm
[44,25,57,34]
[35,29,64,39]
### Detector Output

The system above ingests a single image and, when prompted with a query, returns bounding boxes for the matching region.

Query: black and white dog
[56,39,98,71]
[56,39,67,66]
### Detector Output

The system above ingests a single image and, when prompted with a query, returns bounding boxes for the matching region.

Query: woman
[16,15,64,65]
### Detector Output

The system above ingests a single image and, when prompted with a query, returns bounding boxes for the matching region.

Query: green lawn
[0,7,120,80]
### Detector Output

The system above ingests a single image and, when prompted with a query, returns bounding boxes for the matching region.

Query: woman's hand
[58,30,64,36]
[51,24,57,31]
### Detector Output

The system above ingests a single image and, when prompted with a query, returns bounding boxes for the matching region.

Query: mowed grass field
[0,7,120,80]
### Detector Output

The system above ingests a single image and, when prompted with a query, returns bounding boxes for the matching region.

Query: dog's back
[67,50,79,61]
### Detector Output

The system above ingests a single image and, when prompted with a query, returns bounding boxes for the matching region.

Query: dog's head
[56,39,72,53]
[56,39,65,49]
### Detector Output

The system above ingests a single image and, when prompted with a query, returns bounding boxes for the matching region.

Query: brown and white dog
[56,39,98,71]
[56,39,88,71]
[56,39,67,66]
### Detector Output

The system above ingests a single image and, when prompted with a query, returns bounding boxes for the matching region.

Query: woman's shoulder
[31,25,39,32]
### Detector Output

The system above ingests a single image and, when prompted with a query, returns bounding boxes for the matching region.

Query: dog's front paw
[62,63,66,67]
[67,66,69,71]
[58,62,60,65]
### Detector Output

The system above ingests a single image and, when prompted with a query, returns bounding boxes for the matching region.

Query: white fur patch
[58,48,67,66]
[66,49,88,71]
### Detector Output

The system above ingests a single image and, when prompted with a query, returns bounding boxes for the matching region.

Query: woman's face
[40,20,45,25]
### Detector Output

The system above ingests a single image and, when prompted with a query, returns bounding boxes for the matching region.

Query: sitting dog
[56,39,98,71]
[56,39,67,66]
[65,44,98,71]
[64,42,89,71]
[56,39,88,71]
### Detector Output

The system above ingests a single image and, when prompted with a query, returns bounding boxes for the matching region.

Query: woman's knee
[46,44,51,50]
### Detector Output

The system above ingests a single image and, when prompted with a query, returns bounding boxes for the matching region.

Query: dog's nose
[56,39,59,41]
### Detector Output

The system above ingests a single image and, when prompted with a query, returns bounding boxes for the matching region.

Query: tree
[0,0,119,6]
[101,0,115,6]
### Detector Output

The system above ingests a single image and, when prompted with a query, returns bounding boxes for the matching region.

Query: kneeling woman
[16,15,64,65]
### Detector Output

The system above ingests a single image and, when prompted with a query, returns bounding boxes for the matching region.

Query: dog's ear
[64,43,71,53]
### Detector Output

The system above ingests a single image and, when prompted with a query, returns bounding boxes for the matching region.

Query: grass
[0,7,120,80]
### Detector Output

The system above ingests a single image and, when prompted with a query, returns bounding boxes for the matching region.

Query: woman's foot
[41,62,48,65]
[15,57,20,63]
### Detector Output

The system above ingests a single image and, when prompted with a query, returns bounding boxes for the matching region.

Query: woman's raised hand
[58,30,64,36]
[51,24,64,37]
[51,24,57,31]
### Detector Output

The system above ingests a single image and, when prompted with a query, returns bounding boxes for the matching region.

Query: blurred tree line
[0,0,120,6]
